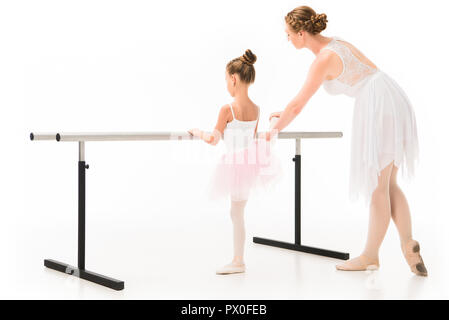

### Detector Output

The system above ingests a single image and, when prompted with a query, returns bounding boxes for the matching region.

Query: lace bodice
[321,36,379,97]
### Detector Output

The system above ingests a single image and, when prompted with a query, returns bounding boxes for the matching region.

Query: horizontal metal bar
[278,132,343,139]
[29,131,343,142]
[56,132,199,142]
[29,132,58,141]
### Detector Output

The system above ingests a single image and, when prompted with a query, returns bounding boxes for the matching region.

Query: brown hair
[285,6,328,35]
[226,49,257,84]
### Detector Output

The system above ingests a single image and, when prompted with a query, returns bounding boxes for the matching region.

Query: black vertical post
[78,161,86,270]
[294,155,301,245]
[253,145,349,260]
[42,139,124,290]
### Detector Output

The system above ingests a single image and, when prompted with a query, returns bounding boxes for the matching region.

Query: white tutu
[349,70,419,205]
[205,104,284,203]
[207,137,284,202]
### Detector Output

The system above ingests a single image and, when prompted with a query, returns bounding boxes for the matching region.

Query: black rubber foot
[253,237,349,260]
[44,259,124,290]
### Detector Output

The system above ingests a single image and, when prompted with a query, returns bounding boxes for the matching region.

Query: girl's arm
[270,53,332,134]
[188,104,229,145]
[253,106,259,139]
[253,119,259,139]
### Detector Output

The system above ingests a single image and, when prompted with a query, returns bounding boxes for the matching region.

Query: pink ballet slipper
[401,239,428,277]
[335,254,380,271]
[216,263,246,275]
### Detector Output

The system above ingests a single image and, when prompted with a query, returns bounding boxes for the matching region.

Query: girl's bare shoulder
[219,104,233,122]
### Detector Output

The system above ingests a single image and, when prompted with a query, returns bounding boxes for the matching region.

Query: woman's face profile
[285,23,304,49]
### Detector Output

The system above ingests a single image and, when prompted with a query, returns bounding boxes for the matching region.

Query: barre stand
[253,137,350,260]
[30,131,349,291]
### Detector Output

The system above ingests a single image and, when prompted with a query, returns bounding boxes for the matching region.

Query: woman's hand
[262,112,282,141]
[269,111,282,121]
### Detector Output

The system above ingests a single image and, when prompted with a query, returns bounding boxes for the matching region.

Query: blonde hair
[226,49,257,84]
[285,5,328,35]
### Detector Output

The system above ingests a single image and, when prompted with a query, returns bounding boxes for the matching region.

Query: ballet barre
[29,131,349,291]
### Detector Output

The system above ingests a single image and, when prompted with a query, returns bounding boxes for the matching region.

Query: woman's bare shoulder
[315,49,336,66]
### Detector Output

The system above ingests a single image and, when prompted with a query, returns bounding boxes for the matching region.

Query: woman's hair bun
[310,13,328,34]
[241,49,257,66]
[285,6,328,35]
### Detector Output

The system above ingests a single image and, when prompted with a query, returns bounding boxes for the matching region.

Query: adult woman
[265,5,427,275]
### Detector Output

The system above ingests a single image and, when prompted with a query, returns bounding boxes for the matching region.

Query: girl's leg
[216,197,247,275]
[336,161,394,271]
[230,198,247,265]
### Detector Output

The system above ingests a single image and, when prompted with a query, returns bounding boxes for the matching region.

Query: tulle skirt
[350,70,419,205]
[207,138,284,202]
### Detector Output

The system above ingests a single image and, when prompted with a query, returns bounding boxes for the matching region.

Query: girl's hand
[188,128,202,137]
[269,111,282,122]
[202,132,214,144]
[265,128,279,141]
[259,128,279,141]
[188,128,216,144]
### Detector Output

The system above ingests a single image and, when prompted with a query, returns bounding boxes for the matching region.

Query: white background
[1,0,448,299]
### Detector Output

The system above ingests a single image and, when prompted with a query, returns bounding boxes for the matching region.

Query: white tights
[230,198,248,265]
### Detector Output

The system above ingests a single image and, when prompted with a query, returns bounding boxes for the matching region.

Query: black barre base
[253,237,349,260]
[44,259,124,291]
[252,153,350,261]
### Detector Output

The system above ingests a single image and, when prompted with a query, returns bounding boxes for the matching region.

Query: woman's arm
[271,53,332,133]
[188,104,229,145]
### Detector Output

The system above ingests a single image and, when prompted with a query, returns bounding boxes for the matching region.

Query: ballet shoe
[401,239,428,277]
[216,263,246,275]
[335,254,380,271]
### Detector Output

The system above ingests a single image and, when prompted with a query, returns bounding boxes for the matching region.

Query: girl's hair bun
[227,49,257,84]
[240,49,257,66]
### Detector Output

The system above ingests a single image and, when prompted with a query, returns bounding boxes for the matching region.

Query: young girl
[188,49,282,275]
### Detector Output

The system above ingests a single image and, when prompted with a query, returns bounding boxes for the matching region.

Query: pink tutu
[207,138,283,201]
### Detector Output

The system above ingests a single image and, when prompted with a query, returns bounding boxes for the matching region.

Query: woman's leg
[230,199,247,265]
[336,161,394,271]
[362,161,395,260]
[389,165,413,249]
[390,165,428,276]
